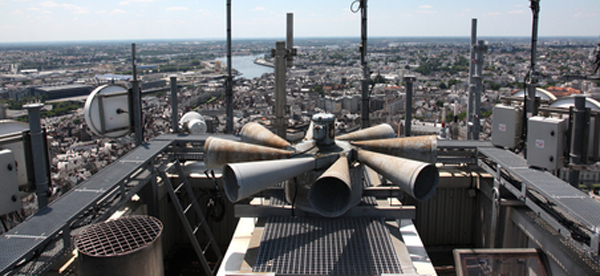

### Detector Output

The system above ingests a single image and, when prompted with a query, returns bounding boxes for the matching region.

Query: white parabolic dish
[84,84,131,138]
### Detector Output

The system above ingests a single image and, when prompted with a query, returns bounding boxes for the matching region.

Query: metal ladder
[159,161,223,275]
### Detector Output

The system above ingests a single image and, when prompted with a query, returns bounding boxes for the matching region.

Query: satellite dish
[84,84,131,138]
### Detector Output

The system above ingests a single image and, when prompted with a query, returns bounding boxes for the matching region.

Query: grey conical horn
[204,137,292,169]
[336,123,395,141]
[309,156,356,217]
[357,149,439,201]
[352,135,437,163]
[223,157,316,202]
[240,122,291,149]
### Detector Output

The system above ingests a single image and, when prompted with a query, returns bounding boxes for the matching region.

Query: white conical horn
[357,149,439,201]
[352,135,437,163]
[309,156,353,217]
[204,137,292,169]
[336,124,395,141]
[223,157,316,202]
[240,122,291,149]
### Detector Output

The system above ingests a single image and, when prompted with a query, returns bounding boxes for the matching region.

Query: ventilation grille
[254,217,401,275]
[75,215,162,257]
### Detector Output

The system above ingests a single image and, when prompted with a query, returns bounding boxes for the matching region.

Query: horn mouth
[223,165,241,202]
[412,163,439,201]
[309,176,352,217]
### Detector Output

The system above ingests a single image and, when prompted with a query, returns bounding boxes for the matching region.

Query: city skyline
[0,0,598,43]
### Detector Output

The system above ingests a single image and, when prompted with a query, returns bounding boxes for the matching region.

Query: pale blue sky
[0,0,598,43]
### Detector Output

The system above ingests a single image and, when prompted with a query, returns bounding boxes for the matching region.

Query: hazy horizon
[1,0,598,43]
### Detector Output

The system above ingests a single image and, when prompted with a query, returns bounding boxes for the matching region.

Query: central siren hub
[312,113,335,146]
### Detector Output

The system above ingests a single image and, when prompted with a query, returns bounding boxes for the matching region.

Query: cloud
[111,9,126,14]
[166,6,188,11]
[487,12,502,16]
[39,1,88,14]
[508,10,524,14]
[419,5,433,9]
[416,10,435,14]
[39,1,58,8]
[253,6,265,11]
[10,9,24,15]
[119,0,154,5]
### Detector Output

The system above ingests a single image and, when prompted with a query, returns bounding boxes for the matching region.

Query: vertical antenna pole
[286,13,294,67]
[274,41,287,139]
[360,0,369,129]
[23,103,49,209]
[131,43,143,146]
[473,40,487,140]
[467,18,477,140]
[404,75,415,137]
[170,75,179,133]
[226,0,234,134]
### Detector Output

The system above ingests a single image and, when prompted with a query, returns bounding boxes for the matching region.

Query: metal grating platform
[253,217,402,275]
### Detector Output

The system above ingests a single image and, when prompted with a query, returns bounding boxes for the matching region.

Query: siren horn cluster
[203,113,440,217]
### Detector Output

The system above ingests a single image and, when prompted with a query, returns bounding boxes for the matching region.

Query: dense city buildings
[0,37,599,199]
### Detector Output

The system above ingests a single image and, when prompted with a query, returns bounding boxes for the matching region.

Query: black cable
[350,0,362,13]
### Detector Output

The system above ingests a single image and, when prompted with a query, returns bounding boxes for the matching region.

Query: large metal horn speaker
[352,135,437,163]
[335,123,395,141]
[309,156,353,217]
[240,122,291,149]
[223,157,316,202]
[357,149,439,201]
[204,137,292,169]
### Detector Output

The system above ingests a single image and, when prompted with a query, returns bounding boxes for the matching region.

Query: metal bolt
[11,195,17,202]
[7,163,12,171]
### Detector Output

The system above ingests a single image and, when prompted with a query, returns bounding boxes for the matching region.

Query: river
[215,54,273,79]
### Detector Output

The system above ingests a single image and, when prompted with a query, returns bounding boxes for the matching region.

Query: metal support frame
[510,208,600,275]
[159,161,223,275]
[476,147,600,264]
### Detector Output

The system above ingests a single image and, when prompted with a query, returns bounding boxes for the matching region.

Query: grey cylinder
[357,149,439,201]
[336,124,395,141]
[309,156,352,217]
[223,157,316,202]
[75,215,164,276]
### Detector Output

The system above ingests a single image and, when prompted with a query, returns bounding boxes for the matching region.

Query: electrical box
[0,149,21,216]
[527,116,567,170]
[492,104,522,149]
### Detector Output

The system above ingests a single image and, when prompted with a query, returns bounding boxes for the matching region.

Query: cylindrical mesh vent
[75,215,164,276]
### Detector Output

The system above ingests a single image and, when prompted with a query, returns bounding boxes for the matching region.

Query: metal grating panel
[254,217,401,275]
[75,215,162,257]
